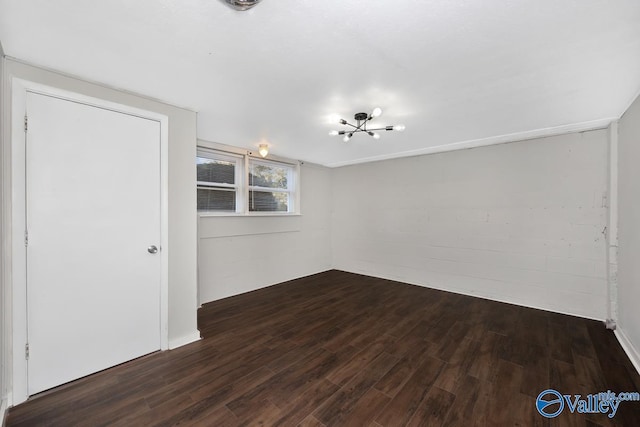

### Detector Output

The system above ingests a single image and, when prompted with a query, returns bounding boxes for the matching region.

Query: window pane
[249,191,288,212]
[197,157,235,185]
[198,188,236,211]
[249,162,289,189]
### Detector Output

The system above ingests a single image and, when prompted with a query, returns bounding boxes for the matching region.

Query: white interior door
[25,91,162,395]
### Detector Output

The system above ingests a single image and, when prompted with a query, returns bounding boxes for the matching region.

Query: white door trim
[10,78,170,405]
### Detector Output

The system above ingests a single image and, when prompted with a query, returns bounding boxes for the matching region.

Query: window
[249,159,294,212]
[196,147,298,214]
[196,150,242,212]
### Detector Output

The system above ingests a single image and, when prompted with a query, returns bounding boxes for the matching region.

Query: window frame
[196,148,244,214]
[247,157,296,214]
[196,143,300,216]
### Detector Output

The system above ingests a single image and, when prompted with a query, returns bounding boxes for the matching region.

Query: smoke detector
[222,0,262,11]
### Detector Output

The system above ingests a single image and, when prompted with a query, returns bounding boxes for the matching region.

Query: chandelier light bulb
[393,124,406,132]
[343,134,352,142]
[329,130,339,136]
[373,132,381,140]
[327,114,341,124]
[371,107,382,118]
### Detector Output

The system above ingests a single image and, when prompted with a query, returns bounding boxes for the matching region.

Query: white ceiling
[1,0,639,166]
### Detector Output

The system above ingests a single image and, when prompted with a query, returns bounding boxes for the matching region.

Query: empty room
[1,0,640,425]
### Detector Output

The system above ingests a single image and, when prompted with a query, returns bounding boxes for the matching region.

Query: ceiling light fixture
[329,108,405,142]
[258,143,269,158]
[221,0,262,11]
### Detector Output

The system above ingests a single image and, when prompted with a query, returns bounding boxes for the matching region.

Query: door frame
[10,79,169,405]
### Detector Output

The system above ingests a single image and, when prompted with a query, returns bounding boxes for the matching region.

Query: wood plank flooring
[7,270,640,426]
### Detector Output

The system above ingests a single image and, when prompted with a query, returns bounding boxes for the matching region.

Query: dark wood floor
[7,270,640,426]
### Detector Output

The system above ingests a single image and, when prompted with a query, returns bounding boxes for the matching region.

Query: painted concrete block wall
[617,93,640,370]
[198,163,332,304]
[332,130,609,319]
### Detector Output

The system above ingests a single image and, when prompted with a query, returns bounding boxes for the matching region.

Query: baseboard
[614,328,640,376]
[1,397,7,427]
[199,268,333,306]
[334,268,605,322]
[168,331,201,350]
[425,281,604,322]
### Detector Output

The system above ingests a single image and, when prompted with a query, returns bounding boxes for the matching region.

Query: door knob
[148,245,158,254]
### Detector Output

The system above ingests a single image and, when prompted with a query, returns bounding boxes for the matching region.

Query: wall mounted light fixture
[329,108,405,142]
[258,143,269,158]
[221,0,262,11]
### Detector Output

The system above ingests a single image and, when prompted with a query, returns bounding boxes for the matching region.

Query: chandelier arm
[343,121,368,132]
[341,126,396,133]
[366,126,396,131]
[342,122,359,130]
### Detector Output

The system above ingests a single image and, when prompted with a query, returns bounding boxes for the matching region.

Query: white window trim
[248,157,297,214]
[197,148,244,213]
[197,141,301,217]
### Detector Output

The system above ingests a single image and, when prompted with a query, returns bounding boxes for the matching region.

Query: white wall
[617,93,640,371]
[1,59,199,403]
[198,163,332,303]
[0,41,7,423]
[332,130,609,319]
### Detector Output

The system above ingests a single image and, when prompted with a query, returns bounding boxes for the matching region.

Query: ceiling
[1,0,639,167]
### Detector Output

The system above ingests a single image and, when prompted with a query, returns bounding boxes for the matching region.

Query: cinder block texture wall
[332,130,609,319]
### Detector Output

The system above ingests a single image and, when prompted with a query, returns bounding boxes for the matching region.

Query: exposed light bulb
[371,107,382,118]
[393,124,406,132]
[373,133,381,140]
[328,114,342,124]
[343,134,352,142]
[258,143,269,158]
[329,130,339,136]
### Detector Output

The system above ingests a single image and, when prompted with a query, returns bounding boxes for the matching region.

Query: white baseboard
[168,331,201,350]
[335,268,605,322]
[614,328,640,376]
[1,397,7,427]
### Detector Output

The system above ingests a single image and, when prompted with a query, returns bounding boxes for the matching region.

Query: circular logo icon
[536,389,564,418]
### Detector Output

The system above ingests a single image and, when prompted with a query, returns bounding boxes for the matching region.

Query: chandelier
[222,0,262,11]
[329,108,405,142]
